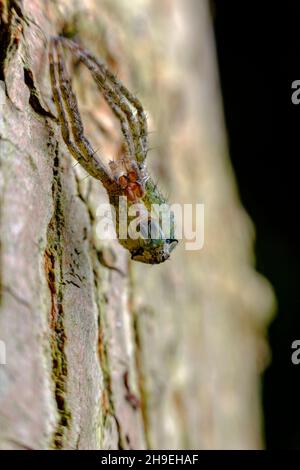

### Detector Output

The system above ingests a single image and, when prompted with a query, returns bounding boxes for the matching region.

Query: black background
[212,1,300,449]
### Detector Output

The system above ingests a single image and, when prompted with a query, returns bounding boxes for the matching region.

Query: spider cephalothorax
[109,158,145,202]
[49,36,178,264]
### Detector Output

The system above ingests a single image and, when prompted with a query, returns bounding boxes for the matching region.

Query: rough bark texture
[0,0,275,449]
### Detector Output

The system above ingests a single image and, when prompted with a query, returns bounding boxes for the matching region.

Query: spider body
[49,36,178,264]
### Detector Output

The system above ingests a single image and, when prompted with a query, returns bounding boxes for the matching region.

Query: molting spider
[49,36,178,264]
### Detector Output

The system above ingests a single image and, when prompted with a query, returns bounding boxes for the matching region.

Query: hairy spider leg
[105,93,134,158]
[50,38,114,189]
[73,44,143,162]
[92,55,148,161]
[89,55,148,161]
[49,43,86,167]
[106,69,148,161]
[57,37,148,166]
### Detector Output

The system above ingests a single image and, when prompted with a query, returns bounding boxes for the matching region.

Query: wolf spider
[49,36,177,264]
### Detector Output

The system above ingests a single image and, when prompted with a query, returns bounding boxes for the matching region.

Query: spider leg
[50,39,113,188]
[58,37,148,166]
[103,67,148,160]
[105,93,134,158]
[49,45,87,169]
[89,56,148,164]
[82,54,144,163]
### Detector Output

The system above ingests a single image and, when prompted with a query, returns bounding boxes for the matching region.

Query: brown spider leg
[55,38,135,167]
[75,43,148,160]
[105,93,134,158]
[103,67,148,159]
[57,41,134,160]
[50,39,113,188]
[86,58,144,163]
[89,56,148,163]
[49,46,89,171]
[57,37,147,165]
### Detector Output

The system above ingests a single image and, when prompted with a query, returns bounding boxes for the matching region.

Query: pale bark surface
[0,0,275,449]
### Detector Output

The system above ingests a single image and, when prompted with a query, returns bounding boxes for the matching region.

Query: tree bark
[0,0,275,449]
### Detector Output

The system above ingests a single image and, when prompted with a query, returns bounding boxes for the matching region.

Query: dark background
[212,1,300,449]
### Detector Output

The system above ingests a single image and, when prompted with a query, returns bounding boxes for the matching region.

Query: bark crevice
[44,139,71,449]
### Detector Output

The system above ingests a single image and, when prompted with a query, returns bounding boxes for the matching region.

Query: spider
[49,36,178,264]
